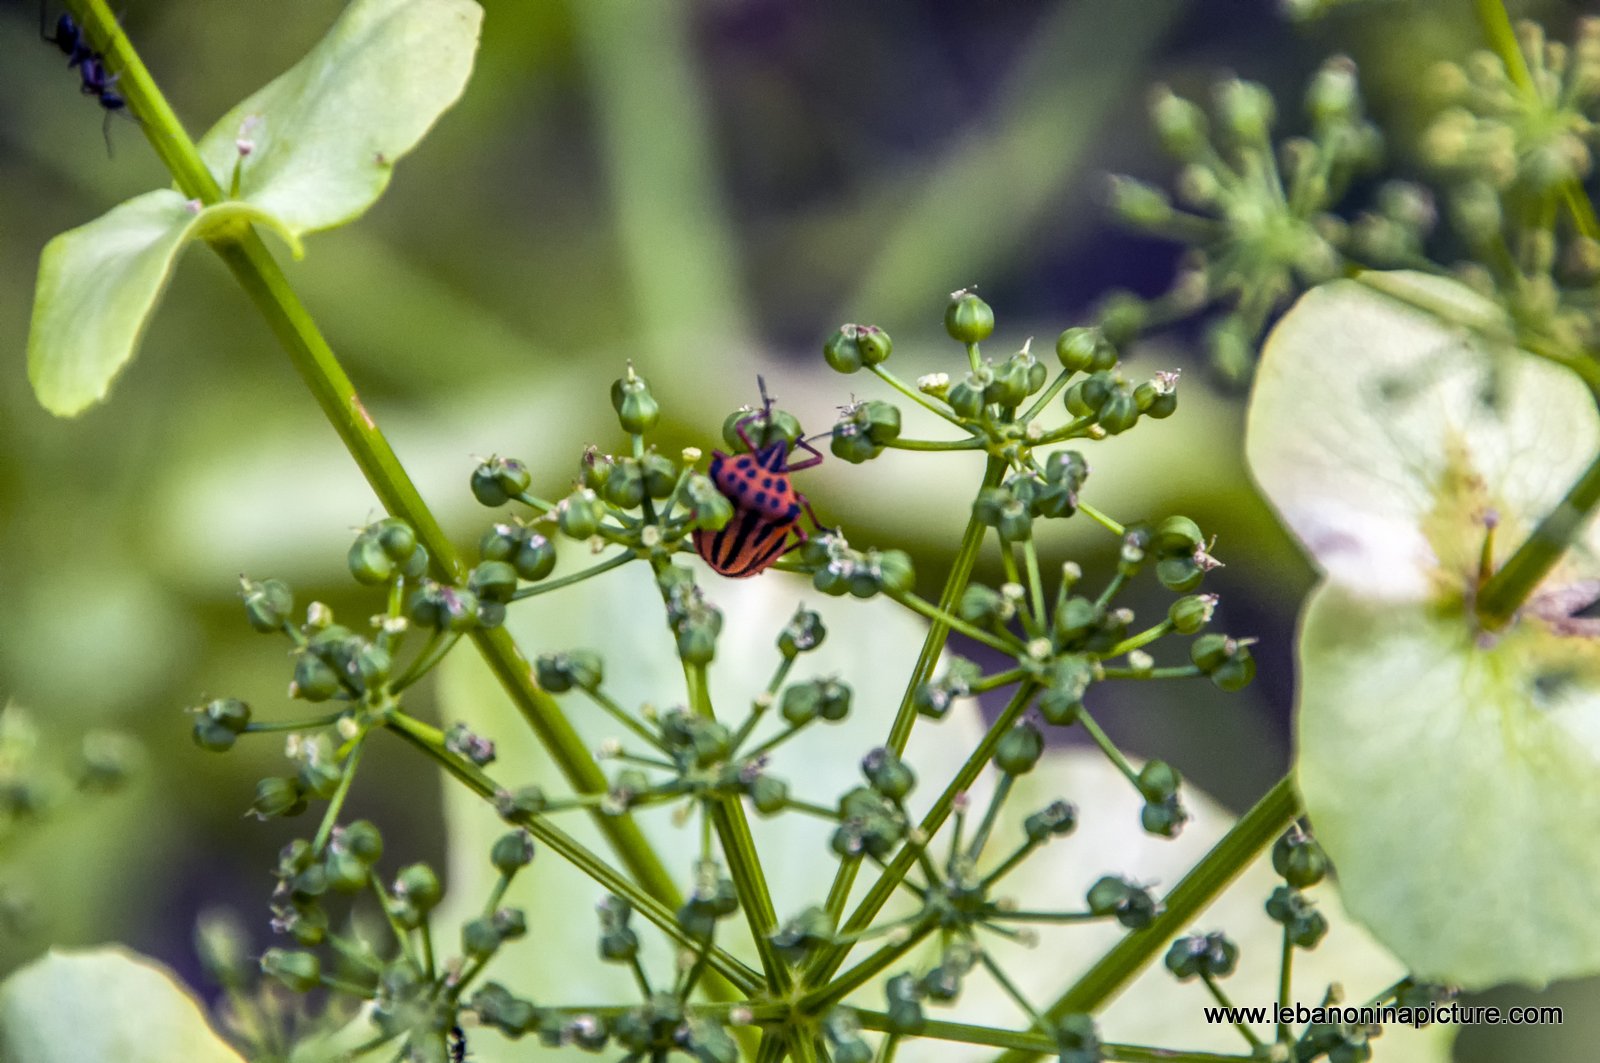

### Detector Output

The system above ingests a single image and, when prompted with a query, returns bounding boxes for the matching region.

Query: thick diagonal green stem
[67,0,686,922]
[988,774,1300,1063]
[1478,450,1600,627]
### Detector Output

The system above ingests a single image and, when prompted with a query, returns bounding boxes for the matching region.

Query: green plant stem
[988,773,1300,1063]
[883,436,986,452]
[811,456,1005,937]
[869,364,964,423]
[887,589,1020,654]
[65,0,688,927]
[382,712,761,996]
[800,922,934,1012]
[805,682,1039,988]
[850,1011,1252,1062]
[511,552,636,600]
[1477,450,1600,627]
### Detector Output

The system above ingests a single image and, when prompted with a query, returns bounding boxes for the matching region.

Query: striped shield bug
[694,379,827,578]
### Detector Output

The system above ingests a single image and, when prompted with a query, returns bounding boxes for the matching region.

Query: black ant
[40,7,133,153]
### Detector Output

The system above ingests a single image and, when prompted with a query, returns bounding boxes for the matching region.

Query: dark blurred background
[0,0,1591,1058]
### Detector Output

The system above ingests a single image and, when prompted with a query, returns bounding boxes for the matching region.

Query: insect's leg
[734,409,763,453]
[784,435,826,472]
[798,493,834,534]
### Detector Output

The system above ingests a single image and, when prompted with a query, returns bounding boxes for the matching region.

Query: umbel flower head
[1247,269,1600,989]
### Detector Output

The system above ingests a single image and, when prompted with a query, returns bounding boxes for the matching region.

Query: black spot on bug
[753,490,769,506]
[762,476,775,488]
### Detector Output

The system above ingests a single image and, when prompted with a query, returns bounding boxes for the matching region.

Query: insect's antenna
[757,374,774,415]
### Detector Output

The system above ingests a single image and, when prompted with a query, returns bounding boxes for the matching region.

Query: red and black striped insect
[694,380,826,578]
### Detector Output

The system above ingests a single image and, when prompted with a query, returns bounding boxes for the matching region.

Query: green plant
[9,1,1600,1062]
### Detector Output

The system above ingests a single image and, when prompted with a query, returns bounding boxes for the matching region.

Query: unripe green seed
[374,518,417,562]
[1168,594,1216,634]
[995,722,1045,775]
[872,550,915,596]
[348,535,395,585]
[469,561,519,605]
[986,357,1032,408]
[325,851,369,893]
[640,451,679,498]
[1157,555,1205,592]
[395,863,442,911]
[251,776,305,819]
[535,650,604,693]
[778,608,826,657]
[1024,800,1077,843]
[557,488,605,539]
[261,948,320,993]
[750,774,789,815]
[958,584,1008,626]
[861,747,915,801]
[601,460,645,509]
[492,830,536,873]
[610,367,660,434]
[292,654,340,702]
[1108,175,1172,227]
[298,759,342,800]
[192,717,239,752]
[1055,327,1103,373]
[1142,796,1188,837]
[463,916,502,958]
[513,533,557,582]
[342,820,383,864]
[471,457,532,508]
[677,620,719,665]
[1137,760,1180,802]
[1153,516,1203,557]
[944,290,995,344]
[723,407,803,453]
[947,373,989,419]
[1272,828,1329,888]
[242,577,294,633]
[1096,388,1140,435]
[824,323,893,373]
[1150,86,1209,158]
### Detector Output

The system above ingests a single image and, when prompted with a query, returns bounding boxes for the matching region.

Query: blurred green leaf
[1248,273,1600,989]
[196,0,483,237]
[0,948,244,1063]
[27,190,301,417]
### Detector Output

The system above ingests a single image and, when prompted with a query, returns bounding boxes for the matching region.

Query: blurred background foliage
[0,0,1593,1058]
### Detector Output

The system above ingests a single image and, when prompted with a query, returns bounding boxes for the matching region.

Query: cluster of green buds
[1418,18,1600,354]
[1106,60,1429,378]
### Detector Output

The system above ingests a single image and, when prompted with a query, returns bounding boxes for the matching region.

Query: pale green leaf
[0,947,244,1063]
[196,0,482,237]
[28,190,306,417]
[1247,271,1600,987]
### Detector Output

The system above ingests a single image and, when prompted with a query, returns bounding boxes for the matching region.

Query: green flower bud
[1039,654,1093,725]
[496,785,548,820]
[463,916,502,958]
[469,560,519,605]
[601,459,645,509]
[260,948,320,993]
[778,607,826,657]
[831,424,879,465]
[242,577,294,633]
[200,697,251,734]
[1272,826,1329,888]
[1150,85,1208,158]
[1266,885,1330,949]
[192,717,239,752]
[723,406,803,453]
[341,820,384,864]
[1156,555,1204,592]
[1086,875,1159,929]
[749,773,789,815]
[1308,55,1360,126]
[1190,634,1256,690]
[298,758,342,800]
[912,658,979,719]
[583,449,615,491]
[947,369,991,419]
[407,582,481,631]
[557,488,605,539]
[1168,594,1216,634]
[995,721,1045,775]
[986,356,1033,408]
[676,617,720,665]
[292,653,340,701]
[1023,800,1077,843]
[1216,78,1275,146]
[535,650,604,693]
[958,584,1009,626]
[1164,931,1239,980]
[513,533,557,581]
[871,549,915,596]
[1137,760,1180,802]
[640,451,679,498]
[1053,596,1099,647]
[598,896,641,962]
[1055,327,1101,373]
[1056,1013,1101,1063]
[1107,175,1172,227]
[1096,388,1140,435]
[347,534,395,585]
[394,863,442,911]
[324,851,369,893]
[1141,795,1188,838]
[1153,516,1203,557]
[831,400,903,464]
[493,906,527,941]
[610,366,661,433]
[492,830,535,873]
[824,323,893,373]
[471,456,532,507]
[251,776,306,819]
[861,747,915,801]
[373,518,416,561]
[883,973,926,1035]
[944,289,995,344]
[684,473,735,531]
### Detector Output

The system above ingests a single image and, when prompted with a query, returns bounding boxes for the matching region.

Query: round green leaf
[0,947,244,1063]
[1247,270,1600,988]
[28,191,303,417]
[196,0,483,237]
